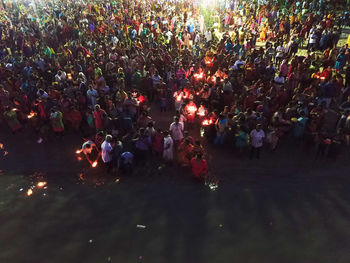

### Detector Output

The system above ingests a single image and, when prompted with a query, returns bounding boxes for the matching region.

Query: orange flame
[187,105,197,114]
[27,189,33,196]
[27,111,37,119]
[202,119,213,126]
[37,181,47,188]
[92,161,98,168]
[76,149,83,154]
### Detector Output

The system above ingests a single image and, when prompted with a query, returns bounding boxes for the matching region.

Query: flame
[0,143,3,149]
[76,149,83,154]
[27,189,33,196]
[77,156,82,161]
[176,95,182,102]
[202,119,213,126]
[197,107,206,116]
[92,161,98,168]
[194,72,204,80]
[27,111,37,119]
[37,181,47,188]
[187,105,197,114]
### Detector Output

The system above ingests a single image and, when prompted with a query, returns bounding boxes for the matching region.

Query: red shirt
[93,109,105,129]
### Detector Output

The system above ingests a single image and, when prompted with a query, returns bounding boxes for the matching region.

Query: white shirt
[169,122,184,141]
[276,46,285,58]
[250,129,265,148]
[101,141,113,163]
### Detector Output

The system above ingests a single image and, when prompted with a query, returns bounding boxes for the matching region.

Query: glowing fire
[176,95,182,102]
[202,119,213,126]
[187,105,197,114]
[77,156,82,161]
[197,107,206,116]
[76,149,83,154]
[194,72,204,80]
[37,181,47,188]
[92,161,98,168]
[27,111,37,119]
[27,189,33,196]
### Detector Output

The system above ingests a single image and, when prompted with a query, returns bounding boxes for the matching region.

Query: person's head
[174,116,179,123]
[163,130,169,136]
[95,104,100,111]
[256,124,262,131]
[85,143,91,149]
[196,153,203,160]
[105,134,113,142]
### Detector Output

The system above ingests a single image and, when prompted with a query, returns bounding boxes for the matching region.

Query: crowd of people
[0,0,350,180]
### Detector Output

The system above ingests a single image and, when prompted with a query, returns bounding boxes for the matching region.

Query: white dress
[163,136,174,161]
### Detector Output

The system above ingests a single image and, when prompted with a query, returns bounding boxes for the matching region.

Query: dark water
[1,131,350,263]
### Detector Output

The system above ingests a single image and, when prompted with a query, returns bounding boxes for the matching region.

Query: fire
[197,107,206,116]
[176,95,182,102]
[37,181,47,188]
[77,156,82,161]
[92,161,98,168]
[0,143,3,149]
[27,189,33,196]
[27,111,37,119]
[187,105,197,114]
[202,119,213,126]
[76,149,83,154]
[194,72,204,80]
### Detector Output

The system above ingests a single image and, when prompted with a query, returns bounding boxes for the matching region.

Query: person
[190,154,208,180]
[178,138,194,166]
[87,86,98,108]
[235,126,249,156]
[293,111,309,139]
[214,114,228,145]
[152,129,164,156]
[82,140,98,164]
[112,140,123,172]
[169,116,184,147]
[101,135,113,173]
[93,104,106,131]
[120,151,134,173]
[50,108,64,136]
[3,107,22,134]
[163,131,174,162]
[250,124,265,159]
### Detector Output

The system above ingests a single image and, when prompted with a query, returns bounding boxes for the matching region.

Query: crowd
[0,0,350,179]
